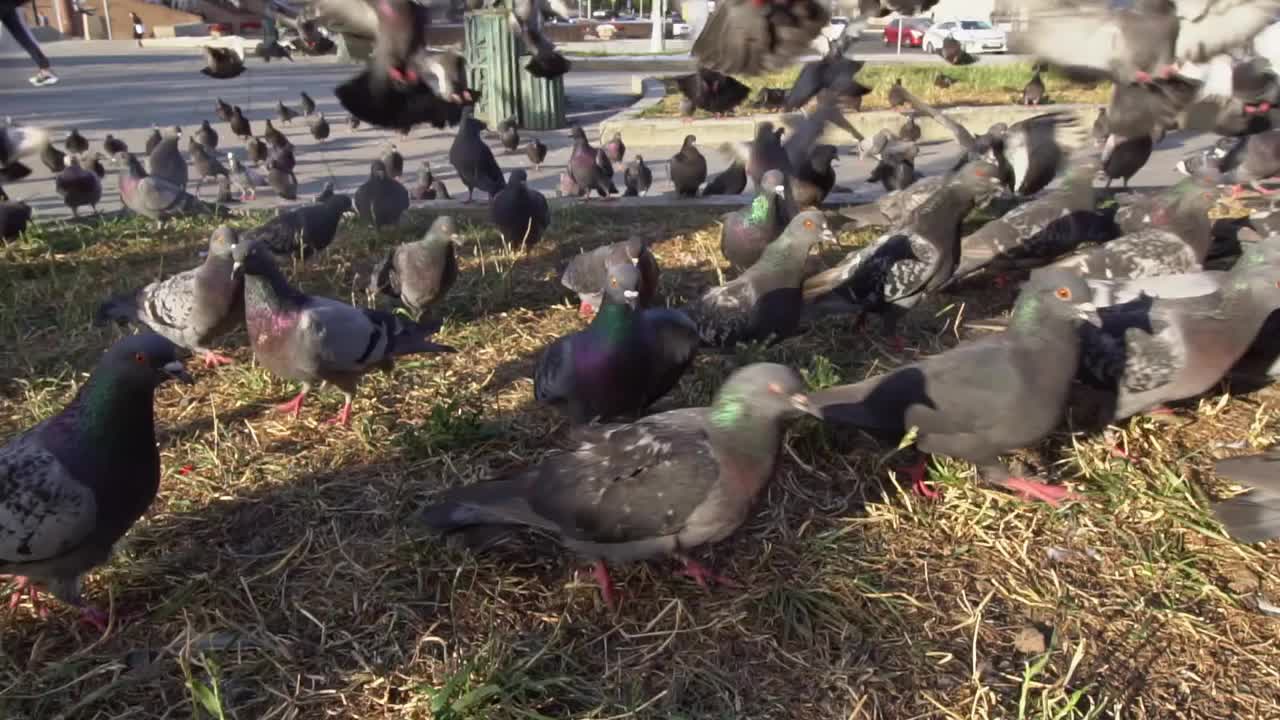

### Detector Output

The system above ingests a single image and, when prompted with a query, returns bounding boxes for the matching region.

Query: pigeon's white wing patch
[1175,0,1280,63]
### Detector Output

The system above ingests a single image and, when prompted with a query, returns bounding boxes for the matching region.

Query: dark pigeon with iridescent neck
[418,363,820,609]
[233,240,455,427]
[809,268,1098,506]
[685,209,833,348]
[720,169,788,271]
[368,215,460,319]
[536,256,699,423]
[0,333,193,627]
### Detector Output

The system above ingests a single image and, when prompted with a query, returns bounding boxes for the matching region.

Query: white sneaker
[28,71,58,87]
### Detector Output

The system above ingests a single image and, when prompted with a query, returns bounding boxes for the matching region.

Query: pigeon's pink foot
[676,556,741,590]
[325,401,353,427]
[992,272,1011,289]
[1003,477,1081,507]
[1231,184,1247,199]
[202,351,235,368]
[6,577,48,618]
[275,391,307,418]
[1133,70,1153,83]
[1255,183,1278,196]
[1145,405,1175,416]
[591,559,619,610]
[578,301,596,318]
[1158,64,1177,79]
[896,459,939,499]
[79,606,109,632]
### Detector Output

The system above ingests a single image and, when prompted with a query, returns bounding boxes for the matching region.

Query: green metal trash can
[465,10,521,128]
[519,68,566,130]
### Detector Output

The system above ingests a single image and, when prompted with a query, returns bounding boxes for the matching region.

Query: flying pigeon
[691,0,831,75]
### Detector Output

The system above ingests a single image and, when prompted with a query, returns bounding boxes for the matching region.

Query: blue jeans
[1,5,50,70]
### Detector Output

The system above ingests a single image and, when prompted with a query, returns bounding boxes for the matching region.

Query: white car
[922,18,1007,55]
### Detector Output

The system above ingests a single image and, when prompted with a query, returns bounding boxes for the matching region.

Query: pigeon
[215,175,234,204]
[368,215,460,318]
[266,158,298,200]
[262,119,290,151]
[559,170,581,198]
[720,169,788,271]
[680,96,696,120]
[229,107,252,139]
[143,127,162,155]
[809,268,1097,505]
[195,120,219,150]
[381,144,405,179]
[888,78,908,108]
[147,136,188,191]
[243,193,354,258]
[754,87,788,110]
[1051,178,1217,280]
[784,39,872,112]
[226,152,260,201]
[1210,450,1280,544]
[348,114,362,131]
[314,181,335,203]
[670,135,707,198]
[536,255,700,423]
[789,144,837,209]
[1022,71,1047,105]
[674,69,750,116]
[450,116,506,203]
[117,153,199,222]
[946,153,1116,287]
[691,0,831,75]
[277,100,300,125]
[64,129,88,156]
[417,362,820,609]
[85,153,107,179]
[594,148,618,195]
[702,155,748,197]
[214,97,234,122]
[55,155,103,218]
[490,169,550,249]
[300,91,317,116]
[431,179,452,200]
[412,161,436,200]
[102,134,128,157]
[0,199,32,240]
[513,0,572,78]
[604,132,626,164]
[95,226,245,367]
[624,155,652,196]
[41,142,66,173]
[1189,129,1280,196]
[567,125,614,199]
[839,173,944,229]
[561,237,661,316]
[1092,107,1110,146]
[245,137,268,166]
[256,40,293,62]
[859,130,921,192]
[354,160,410,228]
[898,115,921,142]
[232,239,455,426]
[0,124,48,182]
[0,332,193,628]
[934,73,955,88]
[1102,133,1155,188]
[202,45,246,78]
[309,113,331,141]
[1078,242,1280,422]
[498,116,520,154]
[803,161,1007,345]
[940,35,971,66]
[526,137,547,170]
[685,210,833,347]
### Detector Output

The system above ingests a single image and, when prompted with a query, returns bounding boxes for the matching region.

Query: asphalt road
[1,39,1216,222]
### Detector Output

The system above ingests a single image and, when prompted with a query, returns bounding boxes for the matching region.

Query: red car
[882,18,930,47]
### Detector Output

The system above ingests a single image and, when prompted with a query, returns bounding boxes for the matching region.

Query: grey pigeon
[262,119,289,151]
[674,68,750,116]
[839,173,944,230]
[898,115,921,142]
[1051,178,1217,280]
[267,142,296,174]
[314,181,335,203]
[498,116,520,153]
[41,142,65,173]
[789,144,837,209]
[490,169,550,249]
[354,160,410,228]
[567,126,614,199]
[229,107,252,139]
[742,121,791,191]
[266,157,298,200]
[309,113,330,141]
[300,91,316,116]
[605,131,626,164]
[0,333,192,628]
[412,161,435,200]
[226,152,260,201]
[946,153,1116,287]
[432,179,451,200]
[368,215,460,318]
[195,120,218,150]
[277,100,300,125]
[417,362,820,609]
[526,137,547,170]
[1211,450,1280,544]
[623,155,652,196]
[143,127,162,155]
[702,149,748,197]
[888,78,908,108]
[1077,242,1280,421]
[381,144,404,179]
[536,255,699,423]
[102,134,128,157]
[594,148,618,195]
[803,161,1007,345]
[670,134,707,198]
[685,209,833,348]
[189,141,229,195]
[245,136,268,166]
[202,45,245,78]
[720,169,788,271]
[215,175,234,204]
[1092,107,1109,147]
[117,153,200,222]
[1189,129,1280,195]
[95,226,244,367]
[214,98,233,122]
[1021,71,1046,105]
[243,193,354,258]
[809,268,1098,506]
[451,116,506,203]
[232,239,456,426]
[64,129,88,155]
[1102,133,1154,188]
[147,136,188,191]
[55,155,102,218]
[561,237,660,316]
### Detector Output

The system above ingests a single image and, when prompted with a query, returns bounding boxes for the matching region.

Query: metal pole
[649,0,662,52]
[896,16,903,54]
[102,0,112,39]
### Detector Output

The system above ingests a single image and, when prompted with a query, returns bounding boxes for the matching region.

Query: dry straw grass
[0,201,1277,719]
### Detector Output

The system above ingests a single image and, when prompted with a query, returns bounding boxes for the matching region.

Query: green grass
[0,204,1277,719]
[640,61,1112,118]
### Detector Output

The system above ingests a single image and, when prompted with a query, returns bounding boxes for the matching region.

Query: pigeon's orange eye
[767,382,783,394]
[803,219,814,229]
[1055,287,1072,300]
[133,352,148,365]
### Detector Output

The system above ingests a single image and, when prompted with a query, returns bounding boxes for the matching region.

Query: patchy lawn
[0,202,1276,719]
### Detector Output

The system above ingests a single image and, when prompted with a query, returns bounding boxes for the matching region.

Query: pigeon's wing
[689,276,759,344]
[1019,2,1140,77]
[296,296,389,371]
[693,0,829,76]
[533,334,574,405]
[135,268,201,333]
[1174,0,1280,63]
[896,86,977,149]
[0,432,97,566]
[304,0,379,37]
[1213,450,1280,543]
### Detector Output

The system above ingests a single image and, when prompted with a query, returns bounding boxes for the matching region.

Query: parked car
[672,21,691,37]
[922,18,1007,54]
[882,17,930,47]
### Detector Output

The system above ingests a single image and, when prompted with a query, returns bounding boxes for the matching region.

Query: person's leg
[0,7,57,85]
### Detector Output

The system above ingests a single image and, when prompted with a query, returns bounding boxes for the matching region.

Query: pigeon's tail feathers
[525,49,571,79]
[1212,453,1280,543]
[416,477,550,536]
[836,202,891,229]
[94,291,142,327]
[386,315,457,357]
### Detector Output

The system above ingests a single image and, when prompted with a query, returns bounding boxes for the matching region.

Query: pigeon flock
[5,0,1280,635]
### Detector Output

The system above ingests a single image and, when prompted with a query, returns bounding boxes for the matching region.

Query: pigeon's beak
[162,360,195,385]
[790,392,822,418]
[820,227,836,243]
[1074,302,1099,322]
